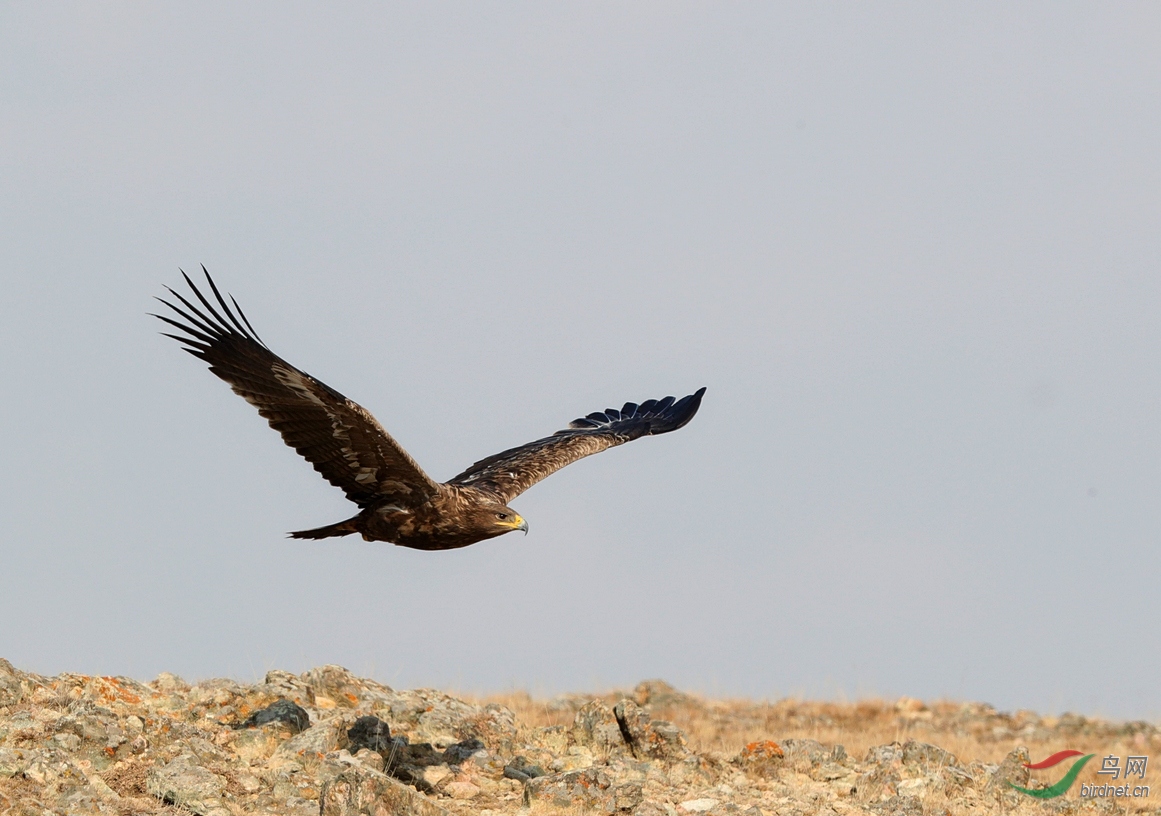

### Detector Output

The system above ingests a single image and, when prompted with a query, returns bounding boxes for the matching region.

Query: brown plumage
[154,270,706,551]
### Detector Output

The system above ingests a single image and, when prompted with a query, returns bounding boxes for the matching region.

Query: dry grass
[471,689,1160,814]
[524,803,602,816]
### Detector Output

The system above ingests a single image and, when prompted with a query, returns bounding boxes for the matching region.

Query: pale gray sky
[2,3,1159,720]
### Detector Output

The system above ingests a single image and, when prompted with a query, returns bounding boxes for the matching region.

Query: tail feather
[288,517,360,540]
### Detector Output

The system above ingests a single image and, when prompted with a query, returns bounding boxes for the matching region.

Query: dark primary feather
[448,387,706,503]
[157,269,705,548]
[154,269,440,508]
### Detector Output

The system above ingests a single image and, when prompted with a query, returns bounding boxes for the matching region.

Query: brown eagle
[154,270,706,550]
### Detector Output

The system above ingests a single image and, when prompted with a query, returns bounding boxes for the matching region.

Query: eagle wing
[154,270,441,508]
[448,388,705,503]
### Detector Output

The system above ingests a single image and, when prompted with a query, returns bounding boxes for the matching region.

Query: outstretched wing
[154,269,440,508]
[448,388,706,502]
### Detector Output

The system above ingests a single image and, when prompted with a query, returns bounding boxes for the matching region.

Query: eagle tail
[288,516,360,540]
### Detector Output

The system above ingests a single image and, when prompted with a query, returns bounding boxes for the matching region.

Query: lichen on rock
[0,660,1153,816]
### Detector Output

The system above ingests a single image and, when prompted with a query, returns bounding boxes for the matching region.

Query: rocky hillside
[0,659,1156,815]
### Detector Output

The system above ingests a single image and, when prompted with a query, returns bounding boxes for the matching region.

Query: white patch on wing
[271,365,327,407]
[271,364,379,486]
[376,503,410,515]
[379,479,413,495]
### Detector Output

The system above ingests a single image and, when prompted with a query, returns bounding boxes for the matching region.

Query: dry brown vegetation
[2,658,1157,816]
[471,686,1160,815]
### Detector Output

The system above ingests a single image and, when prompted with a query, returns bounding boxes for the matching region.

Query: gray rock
[986,746,1030,793]
[534,724,570,754]
[414,696,481,745]
[52,731,82,751]
[734,739,784,778]
[303,665,367,708]
[870,794,924,815]
[462,702,518,750]
[319,765,452,816]
[152,672,190,694]
[0,747,33,778]
[0,658,25,707]
[571,699,627,754]
[3,656,1139,816]
[232,724,287,763]
[384,741,453,791]
[347,715,393,753]
[264,668,309,689]
[667,754,722,787]
[864,742,904,765]
[856,764,900,802]
[55,712,109,744]
[901,739,956,768]
[546,693,592,712]
[22,748,85,788]
[78,675,156,710]
[354,747,385,772]
[503,755,546,782]
[62,783,118,814]
[145,752,227,815]
[259,669,317,707]
[612,781,644,810]
[780,738,830,766]
[527,767,614,809]
[238,699,311,733]
[633,803,672,816]
[442,737,485,764]
[814,762,850,781]
[275,712,357,761]
[634,679,691,707]
[942,763,976,785]
[613,698,689,760]
[385,690,431,726]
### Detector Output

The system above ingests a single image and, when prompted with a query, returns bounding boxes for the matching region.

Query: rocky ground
[0,658,1156,815]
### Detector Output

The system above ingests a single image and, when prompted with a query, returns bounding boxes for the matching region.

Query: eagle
[154,270,706,550]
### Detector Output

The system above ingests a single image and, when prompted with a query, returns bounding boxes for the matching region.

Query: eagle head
[486,505,528,536]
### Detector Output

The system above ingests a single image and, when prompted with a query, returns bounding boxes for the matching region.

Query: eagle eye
[497,512,508,520]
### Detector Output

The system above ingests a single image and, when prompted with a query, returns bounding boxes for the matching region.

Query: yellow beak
[508,514,529,534]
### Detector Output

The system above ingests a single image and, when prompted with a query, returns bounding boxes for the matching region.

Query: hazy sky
[2,4,1159,720]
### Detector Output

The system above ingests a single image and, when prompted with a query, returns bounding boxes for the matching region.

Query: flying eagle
[154,270,706,550]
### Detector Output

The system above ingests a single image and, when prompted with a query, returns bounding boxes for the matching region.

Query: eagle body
[295,485,528,551]
[155,270,705,551]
